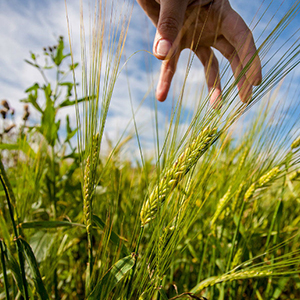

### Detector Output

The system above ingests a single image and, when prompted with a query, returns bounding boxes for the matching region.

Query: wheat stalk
[140,127,218,226]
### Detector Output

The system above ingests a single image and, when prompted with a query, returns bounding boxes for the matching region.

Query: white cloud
[0,0,299,160]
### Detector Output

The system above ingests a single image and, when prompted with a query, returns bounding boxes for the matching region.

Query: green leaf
[37,84,59,146]
[0,240,10,300]
[158,288,169,300]
[64,115,77,144]
[53,39,70,67]
[0,141,36,159]
[30,52,36,61]
[0,211,10,245]
[25,83,39,93]
[87,255,135,299]
[66,115,72,134]
[54,39,64,66]
[19,238,50,300]
[24,59,38,68]
[0,143,20,150]
[69,63,78,70]
[21,83,42,113]
[59,82,74,98]
[272,277,289,299]
[93,214,130,256]
[6,248,25,296]
[20,220,85,229]
[58,96,94,108]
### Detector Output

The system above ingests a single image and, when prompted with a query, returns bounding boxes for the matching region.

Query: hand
[137,0,262,105]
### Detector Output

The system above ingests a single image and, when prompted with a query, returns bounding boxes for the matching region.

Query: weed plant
[1,0,300,299]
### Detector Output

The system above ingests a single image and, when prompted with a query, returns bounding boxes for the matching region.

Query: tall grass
[0,0,300,299]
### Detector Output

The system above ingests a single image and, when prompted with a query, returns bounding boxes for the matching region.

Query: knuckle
[158,15,180,37]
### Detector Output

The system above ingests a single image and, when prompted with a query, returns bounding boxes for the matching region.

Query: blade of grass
[20,220,85,229]
[0,158,29,300]
[0,240,10,300]
[19,238,50,300]
[92,214,130,256]
[87,255,135,300]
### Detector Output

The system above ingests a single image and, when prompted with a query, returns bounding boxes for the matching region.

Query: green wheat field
[0,0,300,299]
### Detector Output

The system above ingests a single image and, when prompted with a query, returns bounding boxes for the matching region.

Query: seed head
[1,100,10,110]
[84,156,93,233]
[244,183,256,201]
[23,111,30,121]
[211,186,232,232]
[92,133,100,172]
[0,109,7,119]
[231,248,243,269]
[258,166,280,187]
[4,124,16,134]
[140,127,217,226]
[291,136,300,149]
[289,169,300,181]
[245,167,280,201]
[231,181,245,211]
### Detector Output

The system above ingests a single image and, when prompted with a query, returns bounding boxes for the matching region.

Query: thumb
[153,0,188,60]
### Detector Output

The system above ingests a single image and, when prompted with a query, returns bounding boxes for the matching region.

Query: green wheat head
[140,127,217,226]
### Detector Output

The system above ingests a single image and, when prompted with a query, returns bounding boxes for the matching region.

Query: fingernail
[156,39,172,57]
[210,89,222,109]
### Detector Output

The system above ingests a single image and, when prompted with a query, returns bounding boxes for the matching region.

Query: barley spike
[141,127,217,226]
[211,186,232,232]
[291,136,300,149]
[83,156,92,233]
[289,169,300,181]
[258,166,280,187]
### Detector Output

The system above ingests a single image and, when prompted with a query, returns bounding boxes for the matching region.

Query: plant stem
[50,145,59,299]
[265,199,282,250]
[126,226,144,299]
[51,146,57,219]
[197,234,209,283]
[0,240,10,300]
[0,160,29,300]
[87,228,93,280]
[226,200,246,273]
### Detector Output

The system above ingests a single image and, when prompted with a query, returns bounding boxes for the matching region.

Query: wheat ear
[141,127,217,226]
[84,133,100,285]
[84,156,92,233]
[291,136,300,149]
[245,166,280,201]
[211,186,232,233]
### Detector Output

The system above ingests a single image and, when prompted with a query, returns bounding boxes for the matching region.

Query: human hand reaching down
[137,0,262,106]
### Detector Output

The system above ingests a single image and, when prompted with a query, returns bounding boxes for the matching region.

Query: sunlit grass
[0,0,300,299]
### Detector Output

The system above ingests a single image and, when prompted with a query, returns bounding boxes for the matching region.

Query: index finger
[221,7,262,86]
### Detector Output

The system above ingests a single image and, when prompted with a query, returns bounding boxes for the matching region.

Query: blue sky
[0,0,299,157]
